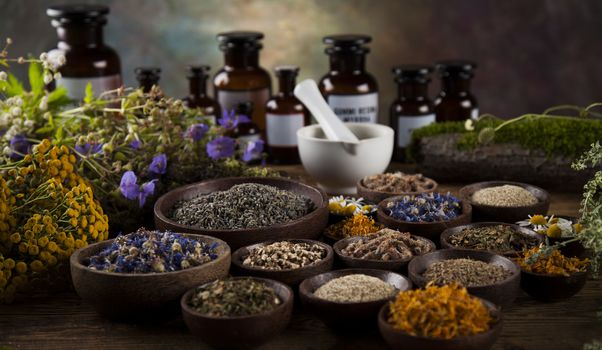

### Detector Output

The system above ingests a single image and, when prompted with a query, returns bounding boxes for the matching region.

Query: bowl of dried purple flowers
[377,193,472,243]
[154,177,329,250]
[70,228,231,319]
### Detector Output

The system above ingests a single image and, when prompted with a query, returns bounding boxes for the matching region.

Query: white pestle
[294,79,360,144]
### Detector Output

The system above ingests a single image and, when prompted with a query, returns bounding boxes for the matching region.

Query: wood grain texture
[0,164,598,350]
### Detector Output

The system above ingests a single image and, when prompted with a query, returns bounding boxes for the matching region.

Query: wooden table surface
[1,164,601,350]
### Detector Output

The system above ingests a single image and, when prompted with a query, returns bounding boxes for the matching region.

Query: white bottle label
[266,113,304,147]
[56,74,122,101]
[397,114,436,147]
[328,92,378,123]
[471,108,479,120]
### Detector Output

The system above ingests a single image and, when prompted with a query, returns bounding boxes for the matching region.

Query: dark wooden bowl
[299,268,412,330]
[181,277,294,349]
[70,234,231,319]
[376,196,472,243]
[440,222,543,257]
[230,239,334,286]
[154,177,329,250]
[357,175,438,204]
[333,235,435,273]
[378,298,503,350]
[408,249,520,309]
[459,181,550,223]
[520,269,588,302]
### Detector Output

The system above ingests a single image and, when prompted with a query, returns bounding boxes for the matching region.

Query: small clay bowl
[378,298,503,350]
[376,196,472,243]
[230,239,334,286]
[357,174,438,204]
[70,233,231,319]
[408,249,520,309]
[299,268,412,330]
[459,181,550,223]
[520,268,588,302]
[154,177,329,250]
[181,277,294,349]
[440,222,543,257]
[333,235,436,272]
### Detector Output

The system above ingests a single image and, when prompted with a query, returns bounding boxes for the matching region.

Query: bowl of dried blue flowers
[154,177,329,250]
[70,228,231,319]
[377,193,472,243]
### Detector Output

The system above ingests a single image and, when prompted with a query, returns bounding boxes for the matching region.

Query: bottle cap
[436,60,477,79]
[135,67,161,85]
[217,31,264,50]
[274,65,300,77]
[323,34,371,55]
[47,4,109,25]
[392,64,434,83]
[186,65,210,79]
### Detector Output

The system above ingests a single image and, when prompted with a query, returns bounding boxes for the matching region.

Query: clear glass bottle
[319,34,378,123]
[434,60,478,122]
[390,65,435,162]
[135,67,161,93]
[47,4,122,100]
[184,65,221,123]
[214,31,271,134]
[265,65,309,164]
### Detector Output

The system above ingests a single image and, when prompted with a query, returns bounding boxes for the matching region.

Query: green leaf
[28,62,44,96]
[35,125,55,135]
[84,82,94,104]
[47,86,71,107]
[0,59,8,67]
[4,73,23,96]
[55,126,64,142]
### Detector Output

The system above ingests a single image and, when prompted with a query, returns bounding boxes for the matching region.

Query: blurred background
[1,0,601,122]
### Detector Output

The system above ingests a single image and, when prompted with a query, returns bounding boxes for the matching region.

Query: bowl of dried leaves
[154,177,329,250]
[230,239,334,285]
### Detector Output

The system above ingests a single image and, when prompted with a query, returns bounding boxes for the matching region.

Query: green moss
[406,115,602,161]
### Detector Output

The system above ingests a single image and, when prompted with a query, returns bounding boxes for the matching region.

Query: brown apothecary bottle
[47,4,122,100]
[214,31,271,134]
[319,34,378,123]
[390,65,435,162]
[265,65,309,164]
[184,65,221,123]
[135,67,161,93]
[434,60,478,122]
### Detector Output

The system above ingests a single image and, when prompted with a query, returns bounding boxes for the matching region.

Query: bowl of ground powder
[459,181,550,223]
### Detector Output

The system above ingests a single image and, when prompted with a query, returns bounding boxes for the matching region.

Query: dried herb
[362,172,434,193]
[324,213,383,239]
[472,185,537,207]
[189,278,281,317]
[386,192,462,222]
[242,241,326,270]
[170,183,313,230]
[387,284,493,339]
[517,247,589,276]
[423,258,514,287]
[314,274,395,303]
[341,228,433,261]
[449,225,539,253]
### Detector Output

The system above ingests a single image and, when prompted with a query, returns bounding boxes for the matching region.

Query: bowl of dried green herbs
[154,177,329,250]
[181,277,294,349]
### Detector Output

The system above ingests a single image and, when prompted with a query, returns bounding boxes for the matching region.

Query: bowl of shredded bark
[181,277,294,350]
[459,181,550,223]
[408,249,520,309]
[231,239,334,285]
[154,177,329,250]
[299,268,412,329]
[333,228,435,273]
[358,172,438,204]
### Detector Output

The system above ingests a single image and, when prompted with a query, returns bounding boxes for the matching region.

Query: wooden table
[1,164,601,350]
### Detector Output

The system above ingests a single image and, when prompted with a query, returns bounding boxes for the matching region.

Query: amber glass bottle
[390,65,435,162]
[47,4,122,100]
[227,102,262,163]
[434,60,478,122]
[135,67,161,93]
[214,31,271,134]
[319,34,378,123]
[184,65,221,123]
[265,65,309,164]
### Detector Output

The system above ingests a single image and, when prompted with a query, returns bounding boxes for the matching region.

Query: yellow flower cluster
[0,139,109,303]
